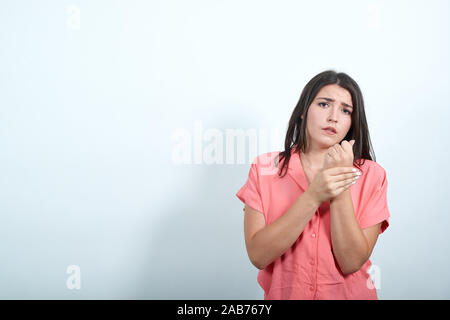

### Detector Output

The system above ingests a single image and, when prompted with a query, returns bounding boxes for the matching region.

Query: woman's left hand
[322,139,355,170]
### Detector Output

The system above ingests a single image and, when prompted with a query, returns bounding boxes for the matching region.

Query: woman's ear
[300,113,304,120]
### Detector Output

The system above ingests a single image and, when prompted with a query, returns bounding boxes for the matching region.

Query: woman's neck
[299,149,328,172]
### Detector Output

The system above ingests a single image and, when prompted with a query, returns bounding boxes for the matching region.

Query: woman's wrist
[304,189,322,208]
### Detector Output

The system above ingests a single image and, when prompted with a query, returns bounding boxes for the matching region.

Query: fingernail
[352,168,356,172]
[356,171,361,176]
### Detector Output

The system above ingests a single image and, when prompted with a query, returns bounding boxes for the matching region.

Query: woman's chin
[317,138,337,148]
[308,136,339,149]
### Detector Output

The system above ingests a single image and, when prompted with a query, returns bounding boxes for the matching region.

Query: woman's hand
[306,166,360,205]
[322,140,355,170]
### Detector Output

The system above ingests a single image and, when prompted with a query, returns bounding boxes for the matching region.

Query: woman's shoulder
[251,150,283,166]
[249,151,285,178]
[357,159,387,180]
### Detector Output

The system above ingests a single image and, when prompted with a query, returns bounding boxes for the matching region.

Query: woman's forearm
[249,190,320,270]
[330,190,369,274]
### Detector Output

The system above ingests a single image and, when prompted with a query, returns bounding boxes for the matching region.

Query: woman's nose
[327,108,338,122]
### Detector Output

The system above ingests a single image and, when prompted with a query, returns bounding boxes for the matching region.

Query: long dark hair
[276,69,376,178]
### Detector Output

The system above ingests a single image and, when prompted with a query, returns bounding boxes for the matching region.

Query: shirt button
[310,260,315,265]
[309,286,314,291]
[311,233,316,238]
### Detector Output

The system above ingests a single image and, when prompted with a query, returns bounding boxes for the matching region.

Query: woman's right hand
[306,167,360,205]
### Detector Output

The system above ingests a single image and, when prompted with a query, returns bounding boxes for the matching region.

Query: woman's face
[302,84,353,150]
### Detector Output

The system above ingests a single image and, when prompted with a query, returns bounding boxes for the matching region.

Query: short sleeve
[236,162,265,215]
[358,166,390,234]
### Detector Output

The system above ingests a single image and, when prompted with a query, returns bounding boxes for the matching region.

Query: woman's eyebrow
[317,97,353,109]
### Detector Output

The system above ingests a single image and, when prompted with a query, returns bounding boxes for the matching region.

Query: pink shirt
[236,148,390,300]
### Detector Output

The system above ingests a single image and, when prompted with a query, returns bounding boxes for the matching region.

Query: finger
[339,182,354,194]
[331,176,359,191]
[328,146,337,157]
[345,179,356,190]
[337,177,356,188]
[339,144,348,158]
[333,172,360,182]
[342,141,356,157]
[335,178,356,194]
[325,153,334,164]
[333,144,342,155]
[327,166,359,176]
[341,140,352,153]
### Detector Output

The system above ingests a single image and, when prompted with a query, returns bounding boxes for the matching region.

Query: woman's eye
[319,102,351,115]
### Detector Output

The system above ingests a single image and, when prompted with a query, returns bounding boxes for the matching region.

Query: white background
[0,0,449,299]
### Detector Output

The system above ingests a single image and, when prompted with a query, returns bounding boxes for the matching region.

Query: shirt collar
[286,147,309,192]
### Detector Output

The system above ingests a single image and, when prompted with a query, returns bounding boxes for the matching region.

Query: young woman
[236,70,390,300]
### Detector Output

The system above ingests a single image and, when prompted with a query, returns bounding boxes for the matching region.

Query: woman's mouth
[322,128,337,135]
